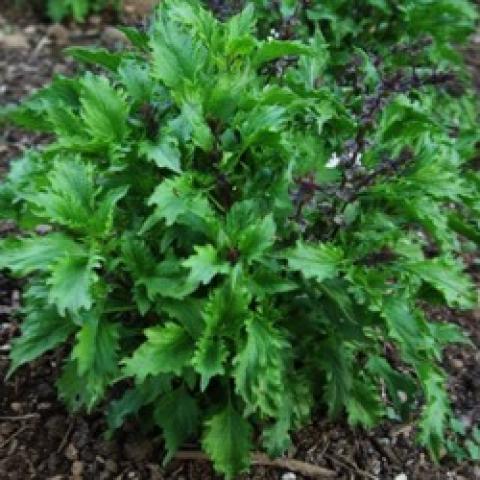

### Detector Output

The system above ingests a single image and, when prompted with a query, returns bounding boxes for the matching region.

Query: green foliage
[48,0,118,22]
[16,0,120,22]
[1,0,479,477]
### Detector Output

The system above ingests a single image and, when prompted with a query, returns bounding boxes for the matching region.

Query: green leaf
[26,159,102,234]
[253,40,313,67]
[0,234,84,275]
[237,215,276,263]
[80,73,129,143]
[182,245,229,286]
[117,26,149,50]
[287,241,343,282]
[466,440,480,461]
[201,283,251,339]
[140,138,182,173]
[192,333,228,391]
[65,47,124,72]
[93,186,129,235]
[262,415,292,458]
[146,175,215,229]
[318,339,353,417]
[407,257,476,309]
[118,60,153,103]
[120,235,156,279]
[381,298,427,362]
[62,313,120,410]
[150,13,206,88]
[107,375,172,431]
[233,316,289,417]
[145,259,197,300]
[159,298,205,339]
[366,356,416,416]
[345,380,384,428]
[417,363,451,460]
[72,314,119,377]
[9,305,76,376]
[180,100,213,152]
[123,323,194,382]
[47,0,70,21]
[154,387,199,463]
[202,403,252,480]
[47,254,100,315]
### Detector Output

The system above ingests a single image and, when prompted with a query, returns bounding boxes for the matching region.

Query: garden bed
[0,2,479,479]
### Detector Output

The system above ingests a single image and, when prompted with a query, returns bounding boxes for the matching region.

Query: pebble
[72,460,84,476]
[65,443,79,461]
[282,473,296,480]
[47,23,69,46]
[89,14,102,26]
[35,224,53,235]
[450,358,464,370]
[24,25,37,35]
[10,402,23,413]
[123,0,158,16]
[0,32,29,49]
[102,26,128,45]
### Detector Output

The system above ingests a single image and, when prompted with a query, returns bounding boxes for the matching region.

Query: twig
[29,35,49,61]
[324,453,377,480]
[0,414,40,421]
[174,451,337,478]
[0,425,28,449]
[369,436,401,465]
[56,417,76,453]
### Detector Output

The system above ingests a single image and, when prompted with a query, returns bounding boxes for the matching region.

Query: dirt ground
[0,2,479,479]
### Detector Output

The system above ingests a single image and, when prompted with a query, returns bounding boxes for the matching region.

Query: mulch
[0,2,479,479]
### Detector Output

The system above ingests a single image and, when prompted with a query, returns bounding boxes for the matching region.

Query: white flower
[326,152,340,169]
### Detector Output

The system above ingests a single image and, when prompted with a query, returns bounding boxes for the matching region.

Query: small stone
[47,24,69,46]
[395,474,408,480]
[10,402,23,413]
[35,224,53,235]
[53,64,69,75]
[123,0,157,16]
[89,14,102,26]
[450,358,464,370]
[0,32,29,49]
[282,473,296,480]
[105,459,118,473]
[72,460,84,476]
[102,26,128,45]
[65,443,78,461]
[24,25,37,35]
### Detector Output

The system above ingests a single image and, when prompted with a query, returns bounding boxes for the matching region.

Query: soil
[0,2,479,479]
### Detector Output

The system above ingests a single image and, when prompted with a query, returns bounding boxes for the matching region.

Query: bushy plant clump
[23,0,118,22]
[1,0,479,477]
